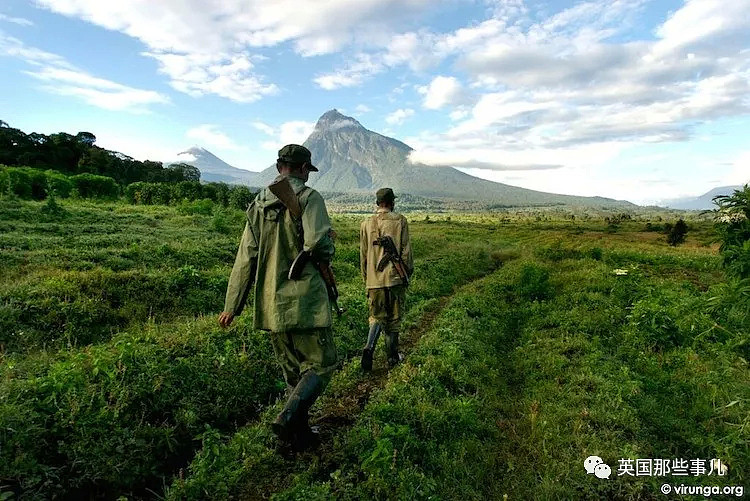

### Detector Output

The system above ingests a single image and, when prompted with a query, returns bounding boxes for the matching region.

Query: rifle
[268,176,344,316]
[373,235,410,286]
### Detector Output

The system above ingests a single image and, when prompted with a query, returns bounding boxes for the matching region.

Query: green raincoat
[224,175,335,331]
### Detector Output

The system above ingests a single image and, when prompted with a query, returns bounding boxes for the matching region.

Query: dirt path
[239,294,455,500]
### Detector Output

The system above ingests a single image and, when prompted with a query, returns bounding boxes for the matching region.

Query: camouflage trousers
[367,285,406,359]
[270,327,338,388]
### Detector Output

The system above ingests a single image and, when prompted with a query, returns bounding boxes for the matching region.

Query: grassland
[0,197,747,500]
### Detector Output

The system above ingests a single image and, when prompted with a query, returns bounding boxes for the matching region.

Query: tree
[167,163,200,182]
[713,185,750,278]
[75,132,97,147]
[667,219,688,246]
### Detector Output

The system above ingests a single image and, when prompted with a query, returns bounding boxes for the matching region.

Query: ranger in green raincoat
[218,144,337,449]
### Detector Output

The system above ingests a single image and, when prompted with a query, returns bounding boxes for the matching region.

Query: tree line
[0,120,259,209]
[0,120,199,185]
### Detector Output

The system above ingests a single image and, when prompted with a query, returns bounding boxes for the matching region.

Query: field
[0,197,748,500]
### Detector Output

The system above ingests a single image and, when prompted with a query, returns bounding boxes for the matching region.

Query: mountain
[181,109,635,207]
[175,147,260,185]
[250,110,634,207]
[662,185,744,210]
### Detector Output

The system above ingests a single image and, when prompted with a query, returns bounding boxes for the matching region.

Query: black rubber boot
[361,322,382,372]
[386,331,400,369]
[272,371,323,448]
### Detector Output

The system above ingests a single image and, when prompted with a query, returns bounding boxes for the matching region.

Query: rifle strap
[286,186,309,252]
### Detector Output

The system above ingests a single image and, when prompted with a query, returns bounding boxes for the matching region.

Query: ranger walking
[359,188,414,371]
[218,144,337,450]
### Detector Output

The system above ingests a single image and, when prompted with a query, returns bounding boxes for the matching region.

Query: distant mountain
[178,110,635,207]
[242,109,635,207]
[175,147,260,185]
[662,185,744,210]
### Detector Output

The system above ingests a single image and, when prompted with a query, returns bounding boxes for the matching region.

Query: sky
[1,0,749,205]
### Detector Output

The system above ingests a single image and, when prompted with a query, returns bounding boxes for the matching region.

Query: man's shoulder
[300,186,326,204]
[392,211,408,223]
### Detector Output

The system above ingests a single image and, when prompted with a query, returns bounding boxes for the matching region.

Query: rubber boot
[361,322,382,372]
[272,371,323,448]
[385,331,401,369]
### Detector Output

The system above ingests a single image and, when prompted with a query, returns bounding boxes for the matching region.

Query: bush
[0,319,280,498]
[70,173,119,199]
[2,166,47,199]
[666,219,688,246]
[40,193,67,219]
[518,263,553,301]
[124,181,146,204]
[44,169,74,198]
[177,198,214,215]
[644,222,665,232]
[173,180,203,201]
[228,186,255,210]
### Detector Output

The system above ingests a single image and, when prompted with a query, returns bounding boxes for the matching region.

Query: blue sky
[1,0,748,205]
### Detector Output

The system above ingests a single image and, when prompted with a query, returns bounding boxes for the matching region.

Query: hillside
[183,110,636,208]
[662,185,744,210]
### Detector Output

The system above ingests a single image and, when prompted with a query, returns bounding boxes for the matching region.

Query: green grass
[0,200,506,499]
[0,199,746,500]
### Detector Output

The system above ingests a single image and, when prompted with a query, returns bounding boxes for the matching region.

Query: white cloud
[279,120,315,144]
[724,151,750,186]
[95,132,184,163]
[314,53,383,90]
[654,0,749,56]
[251,121,275,136]
[1,33,168,112]
[418,75,468,109]
[0,13,34,26]
[1,32,72,68]
[314,30,441,90]
[258,120,316,150]
[35,0,438,100]
[408,136,625,172]
[145,52,277,103]
[355,104,372,114]
[375,0,750,199]
[385,108,414,125]
[186,124,242,150]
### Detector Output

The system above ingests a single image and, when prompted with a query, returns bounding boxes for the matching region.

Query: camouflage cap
[278,144,318,171]
[376,187,397,204]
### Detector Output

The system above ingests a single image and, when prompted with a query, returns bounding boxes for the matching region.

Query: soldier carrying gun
[218,144,338,451]
[359,188,414,371]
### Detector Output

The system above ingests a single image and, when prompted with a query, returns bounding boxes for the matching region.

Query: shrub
[177,198,214,215]
[40,193,67,219]
[3,167,47,199]
[490,249,520,268]
[205,182,231,207]
[518,263,553,301]
[44,169,73,198]
[0,319,280,498]
[211,208,233,234]
[124,181,147,204]
[70,173,119,199]
[666,219,688,246]
[173,180,203,201]
[644,222,665,232]
[228,186,255,210]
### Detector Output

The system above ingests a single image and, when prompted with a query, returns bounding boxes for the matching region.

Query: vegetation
[0,122,198,185]
[713,184,750,279]
[0,196,747,500]
[666,218,688,246]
